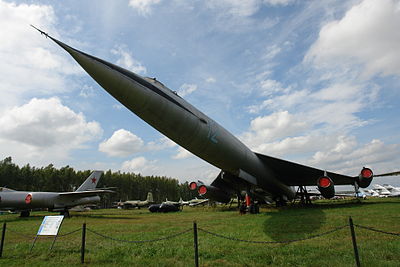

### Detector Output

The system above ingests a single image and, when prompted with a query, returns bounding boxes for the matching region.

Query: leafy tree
[0,157,199,206]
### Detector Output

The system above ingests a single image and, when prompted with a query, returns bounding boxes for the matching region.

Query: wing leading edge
[255,152,355,186]
[59,190,114,197]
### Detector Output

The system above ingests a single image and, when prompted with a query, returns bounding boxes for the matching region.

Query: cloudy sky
[1,0,400,187]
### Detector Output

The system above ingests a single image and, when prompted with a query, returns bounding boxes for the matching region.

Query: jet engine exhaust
[357,167,373,188]
[198,185,231,203]
[317,176,335,199]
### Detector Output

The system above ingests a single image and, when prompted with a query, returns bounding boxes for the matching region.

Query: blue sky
[1,0,400,187]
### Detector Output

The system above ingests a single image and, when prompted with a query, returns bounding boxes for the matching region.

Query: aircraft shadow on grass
[262,200,386,241]
[263,206,326,242]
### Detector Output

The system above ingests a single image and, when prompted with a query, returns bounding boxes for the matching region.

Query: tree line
[0,157,198,207]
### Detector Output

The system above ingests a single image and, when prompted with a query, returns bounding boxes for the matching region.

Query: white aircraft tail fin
[147,192,154,203]
[76,171,103,191]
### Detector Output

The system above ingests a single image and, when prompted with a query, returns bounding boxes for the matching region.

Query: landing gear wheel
[20,210,30,217]
[275,198,287,207]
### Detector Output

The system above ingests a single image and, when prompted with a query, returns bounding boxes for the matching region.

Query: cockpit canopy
[0,187,16,192]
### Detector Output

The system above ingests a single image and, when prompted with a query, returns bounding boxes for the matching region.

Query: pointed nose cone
[48,35,148,113]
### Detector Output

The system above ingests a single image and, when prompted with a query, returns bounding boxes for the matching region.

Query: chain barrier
[86,228,192,243]
[6,227,36,239]
[354,224,400,237]
[57,228,82,238]
[6,227,81,239]
[198,225,348,244]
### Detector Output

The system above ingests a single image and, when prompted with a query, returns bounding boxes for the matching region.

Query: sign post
[31,215,64,251]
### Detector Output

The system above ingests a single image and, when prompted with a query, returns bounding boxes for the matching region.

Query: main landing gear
[294,186,311,206]
[20,210,30,217]
[239,193,260,214]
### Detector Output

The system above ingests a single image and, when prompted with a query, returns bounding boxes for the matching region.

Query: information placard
[37,215,64,236]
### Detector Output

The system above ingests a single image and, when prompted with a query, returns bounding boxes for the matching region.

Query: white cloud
[260,79,288,96]
[0,97,102,165]
[263,0,294,6]
[173,147,193,159]
[112,104,124,110]
[111,45,147,74]
[206,77,216,83]
[99,129,144,157]
[146,136,176,151]
[121,156,157,174]
[305,0,400,78]
[79,85,95,98]
[128,0,162,16]
[263,45,281,60]
[206,0,261,17]
[240,111,308,151]
[309,138,400,175]
[178,83,197,97]
[0,1,80,111]
[248,89,308,114]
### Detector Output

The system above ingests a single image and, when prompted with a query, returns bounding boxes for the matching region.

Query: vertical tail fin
[76,171,103,191]
[147,192,154,203]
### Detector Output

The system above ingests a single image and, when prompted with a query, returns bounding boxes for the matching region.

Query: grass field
[0,198,399,267]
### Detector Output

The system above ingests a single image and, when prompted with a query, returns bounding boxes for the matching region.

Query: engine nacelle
[188,181,204,191]
[198,185,231,203]
[356,167,373,188]
[189,182,198,190]
[317,176,335,199]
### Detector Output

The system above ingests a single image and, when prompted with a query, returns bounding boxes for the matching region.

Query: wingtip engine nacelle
[356,167,373,188]
[317,176,335,199]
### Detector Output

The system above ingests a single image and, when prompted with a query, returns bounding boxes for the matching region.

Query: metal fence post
[0,222,6,258]
[193,221,199,267]
[349,217,361,267]
[81,223,86,264]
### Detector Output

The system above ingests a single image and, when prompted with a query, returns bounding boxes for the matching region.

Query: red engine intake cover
[198,185,207,195]
[361,167,373,179]
[317,176,335,199]
[358,167,374,188]
[189,182,197,190]
[317,176,332,188]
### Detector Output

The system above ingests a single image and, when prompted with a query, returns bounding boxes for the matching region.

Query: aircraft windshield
[0,187,15,192]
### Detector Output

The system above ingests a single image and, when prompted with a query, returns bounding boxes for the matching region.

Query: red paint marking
[25,194,32,204]
[91,177,97,184]
[245,194,251,206]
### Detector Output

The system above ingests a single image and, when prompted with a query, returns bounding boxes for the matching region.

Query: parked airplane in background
[148,203,181,212]
[367,184,400,197]
[163,198,186,206]
[382,184,400,196]
[187,197,209,206]
[161,197,209,208]
[117,192,154,209]
[35,27,400,211]
[371,184,392,197]
[0,171,112,217]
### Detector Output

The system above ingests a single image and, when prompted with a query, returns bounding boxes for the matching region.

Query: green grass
[0,198,399,266]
